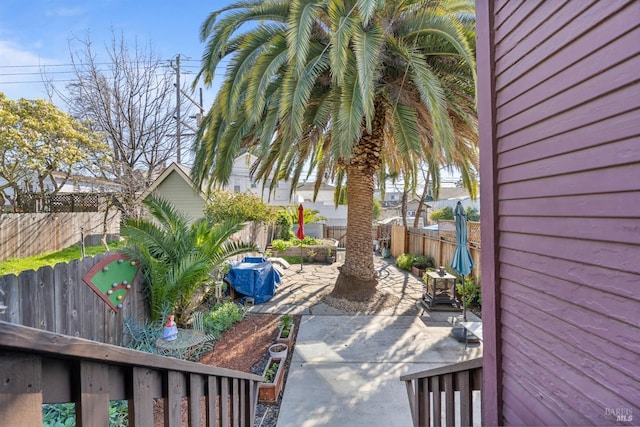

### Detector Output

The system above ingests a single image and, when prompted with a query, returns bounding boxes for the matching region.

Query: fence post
[404,227,409,254]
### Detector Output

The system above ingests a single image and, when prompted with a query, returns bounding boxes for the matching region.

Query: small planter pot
[269,343,288,359]
[276,323,295,346]
[258,357,285,403]
[412,266,426,278]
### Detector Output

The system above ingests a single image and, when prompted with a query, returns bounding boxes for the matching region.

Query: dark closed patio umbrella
[450,201,474,321]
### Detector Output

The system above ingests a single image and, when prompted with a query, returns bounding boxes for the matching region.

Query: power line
[0,58,202,69]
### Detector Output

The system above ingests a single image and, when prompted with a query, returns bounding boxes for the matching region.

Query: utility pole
[170,54,205,165]
[170,54,182,164]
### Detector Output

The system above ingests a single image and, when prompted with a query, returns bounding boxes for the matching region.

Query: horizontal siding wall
[492,0,640,425]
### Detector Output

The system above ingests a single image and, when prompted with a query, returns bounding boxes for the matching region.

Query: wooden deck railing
[400,357,483,427]
[0,320,262,426]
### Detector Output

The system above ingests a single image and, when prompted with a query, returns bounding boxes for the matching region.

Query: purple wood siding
[478,0,640,425]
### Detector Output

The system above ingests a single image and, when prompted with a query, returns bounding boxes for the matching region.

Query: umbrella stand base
[450,326,480,345]
[419,298,462,313]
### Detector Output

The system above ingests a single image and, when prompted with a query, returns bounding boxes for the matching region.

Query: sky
[0,0,234,108]
[0,0,462,182]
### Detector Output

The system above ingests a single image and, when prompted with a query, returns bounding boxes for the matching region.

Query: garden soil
[152,313,299,426]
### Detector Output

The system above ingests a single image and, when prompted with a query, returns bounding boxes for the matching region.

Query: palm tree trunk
[331,102,386,301]
[342,164,376,281]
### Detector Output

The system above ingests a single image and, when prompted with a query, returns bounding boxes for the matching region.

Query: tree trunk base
[329,268,379,302]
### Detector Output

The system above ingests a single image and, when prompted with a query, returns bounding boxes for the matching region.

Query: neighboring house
[378,186,479,226]
[476,1,639,425]
[226,153,293,205]
[142,160,349,227]
[295,181,348,227]
[48,171,121,194]
[139,162,206,222]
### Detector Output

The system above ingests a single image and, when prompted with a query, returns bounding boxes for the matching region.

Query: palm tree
[192,0,478,302]
[122,195,257,324]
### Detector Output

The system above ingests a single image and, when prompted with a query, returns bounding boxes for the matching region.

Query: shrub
[466,206,480,221]
[122,195,257,324]
[271,239,292,254]
[395,253,415,271]
[203,301,247,339]
[412,255,435,269]
[205,190,273,223]
[274,209,294,240]
[430,206,454,222]
[456,276,481,308]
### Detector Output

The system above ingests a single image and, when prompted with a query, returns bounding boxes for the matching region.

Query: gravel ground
[323,290,401,314]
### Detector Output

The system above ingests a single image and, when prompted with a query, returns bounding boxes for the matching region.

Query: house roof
[296,181,335,192]
[138,162,203,201]
[50,171,120,187]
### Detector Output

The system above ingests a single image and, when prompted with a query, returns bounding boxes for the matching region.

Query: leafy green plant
[43,401,129,426]
[109,400,129,426]
[282,205,328,224]
[456,277,481,308]
[300,236,319,245]
[279,314,293,338]
[412,255,435,269]
[205,190,274,223]
[275,209,294,240]
[271,239,291,255]
[43,403,75,427]
[466,206,480,222]
[306,249,317,261]
[202,301,247,339]
[395,253,415,271]
[264,360,281,383]
[123,317,164,353]
[429,206,454,222]
[122,195,257,324]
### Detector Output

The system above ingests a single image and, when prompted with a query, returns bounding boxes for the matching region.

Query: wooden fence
[0,252,147,346]
[0,321,262,426]
[324,225,391,249]
[390,222,482,279]
[0,211,121,262]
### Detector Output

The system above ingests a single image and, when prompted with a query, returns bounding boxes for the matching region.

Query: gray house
[477,0,639,424]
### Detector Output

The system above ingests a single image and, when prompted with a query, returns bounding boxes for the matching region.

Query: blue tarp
[226,257,281,304]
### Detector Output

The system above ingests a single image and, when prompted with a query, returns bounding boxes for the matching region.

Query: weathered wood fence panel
[0,253,147,346]
[325,225,347,247]
[391,224,482,279]
[235,221,269,250]
[0,211,121,261]
[324,225,391,249]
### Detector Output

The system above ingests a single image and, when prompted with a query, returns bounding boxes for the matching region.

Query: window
[234,185,241,192]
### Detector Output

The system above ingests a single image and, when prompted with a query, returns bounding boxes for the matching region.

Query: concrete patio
[248,256,482,427]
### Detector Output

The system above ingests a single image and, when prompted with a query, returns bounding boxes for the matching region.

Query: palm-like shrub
[122,195,257,324]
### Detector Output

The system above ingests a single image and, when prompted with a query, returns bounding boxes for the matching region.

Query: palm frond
[353,24,383,131]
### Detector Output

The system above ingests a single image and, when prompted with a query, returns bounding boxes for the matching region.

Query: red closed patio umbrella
[296,204,305,240]
[296,204,305,272]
